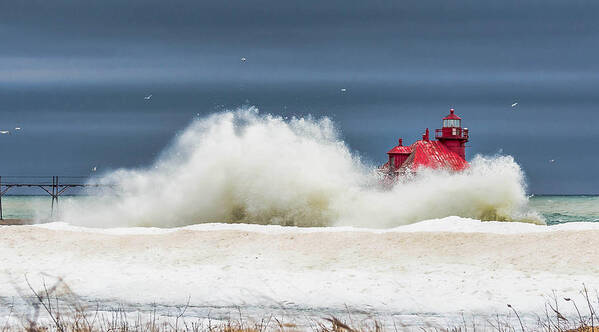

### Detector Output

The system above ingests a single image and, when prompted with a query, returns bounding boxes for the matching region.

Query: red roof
[387,145,412,155]
[399,140,468,172]
[443,108,461,120]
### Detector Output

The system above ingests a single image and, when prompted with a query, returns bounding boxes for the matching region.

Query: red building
[382,109,469,177]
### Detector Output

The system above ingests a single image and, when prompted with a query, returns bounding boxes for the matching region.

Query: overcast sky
[0,0,597,193]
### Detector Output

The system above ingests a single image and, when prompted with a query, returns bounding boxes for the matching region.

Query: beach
[1,218,598,328]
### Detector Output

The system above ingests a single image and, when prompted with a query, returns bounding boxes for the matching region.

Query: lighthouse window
[444,119,461,128]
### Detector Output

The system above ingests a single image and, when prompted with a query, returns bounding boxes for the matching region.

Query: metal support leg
[55,176,59,215]
[51,176,55,218]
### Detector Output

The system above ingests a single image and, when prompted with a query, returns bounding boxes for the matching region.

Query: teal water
[1,195,597,225]
[529,195,599,225]
[0,196,90,220]
[0,196,51,220]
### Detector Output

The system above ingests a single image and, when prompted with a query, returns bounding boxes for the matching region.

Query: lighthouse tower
[435,109,469,160]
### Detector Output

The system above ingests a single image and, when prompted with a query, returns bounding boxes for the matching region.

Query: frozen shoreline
[2,217,599,322]
[33,215,599,235]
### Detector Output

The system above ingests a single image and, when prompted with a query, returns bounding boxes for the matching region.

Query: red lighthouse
[435,109,469,160]
[381,108,469,177]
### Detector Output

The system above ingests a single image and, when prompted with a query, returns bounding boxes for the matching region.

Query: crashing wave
[57,107,543,227]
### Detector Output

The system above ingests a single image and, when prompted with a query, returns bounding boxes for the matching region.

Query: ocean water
[531,195,599,224]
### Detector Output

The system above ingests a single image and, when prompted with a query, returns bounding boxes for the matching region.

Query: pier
[0,176,110,221]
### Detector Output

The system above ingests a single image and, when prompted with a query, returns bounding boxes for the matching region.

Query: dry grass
[4,278,599,332]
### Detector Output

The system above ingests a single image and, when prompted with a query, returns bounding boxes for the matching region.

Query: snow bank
[2,218,598,318]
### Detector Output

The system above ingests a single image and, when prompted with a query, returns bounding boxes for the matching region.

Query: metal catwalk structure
[0,176,110,220]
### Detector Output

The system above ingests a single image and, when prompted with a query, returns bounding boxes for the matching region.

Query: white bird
[511,102,518,108]
[340,88,347,92]
[144,94,152,100]
[0,131,9,135]
[241,57,247,62]
[549,159,555,163]
[14,127,21,131]
[91,166,97,172]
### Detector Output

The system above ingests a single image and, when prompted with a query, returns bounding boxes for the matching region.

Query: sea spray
[57,107,543,227]
[336,155,541,228]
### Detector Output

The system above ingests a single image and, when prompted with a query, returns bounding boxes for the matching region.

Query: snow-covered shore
[2,217,598,321]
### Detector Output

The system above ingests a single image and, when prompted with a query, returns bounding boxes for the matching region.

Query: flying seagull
[144,94,152,100]
[14,127,21,131]
[340,88,347,92]
[549,159,556,163]
[241,57,247,62]
[0,131,9,134]
[511,102,518,108]
[91,166,97,172]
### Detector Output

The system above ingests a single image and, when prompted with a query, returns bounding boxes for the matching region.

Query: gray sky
[0,0,597,193]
